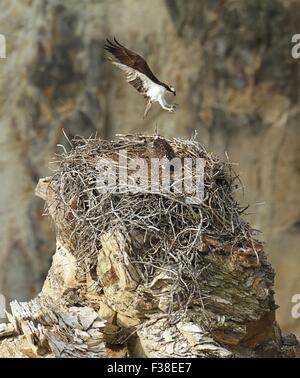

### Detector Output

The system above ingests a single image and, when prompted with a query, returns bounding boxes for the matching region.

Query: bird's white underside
[112,62,176,113]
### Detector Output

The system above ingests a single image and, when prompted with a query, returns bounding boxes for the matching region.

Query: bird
[152,136,175,160]
[104,38,177,118]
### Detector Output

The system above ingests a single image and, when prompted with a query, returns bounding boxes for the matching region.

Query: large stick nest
[49,134,260,312]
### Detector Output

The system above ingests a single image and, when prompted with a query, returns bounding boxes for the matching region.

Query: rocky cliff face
[0,0,299,337]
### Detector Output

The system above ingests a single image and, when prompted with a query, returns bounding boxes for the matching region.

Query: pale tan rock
[97,302,116,324]
[0,170,299,358]
[117,313,141,328]
[100,230,139,291]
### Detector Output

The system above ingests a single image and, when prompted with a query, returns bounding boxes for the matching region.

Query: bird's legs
[158,96,177,113]
[143,100,153,118]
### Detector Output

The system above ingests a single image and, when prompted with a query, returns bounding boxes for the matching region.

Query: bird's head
[166,85,176,96]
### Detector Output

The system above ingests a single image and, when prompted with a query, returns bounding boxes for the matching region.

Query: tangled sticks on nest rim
[49,133,263,313]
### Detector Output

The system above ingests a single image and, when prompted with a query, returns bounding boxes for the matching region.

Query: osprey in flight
[104,38,177,118]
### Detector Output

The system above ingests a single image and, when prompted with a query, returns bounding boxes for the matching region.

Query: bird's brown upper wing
[153,137,176,160]
[104,38,161,85]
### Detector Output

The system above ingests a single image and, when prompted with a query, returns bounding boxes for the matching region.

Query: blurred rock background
[0,0,299,337]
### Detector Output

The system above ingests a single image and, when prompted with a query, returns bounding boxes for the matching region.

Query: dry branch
[0,134,299,358]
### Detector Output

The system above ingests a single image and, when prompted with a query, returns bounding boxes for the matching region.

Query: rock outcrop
[0,135,298,358]
[0,0,299,338]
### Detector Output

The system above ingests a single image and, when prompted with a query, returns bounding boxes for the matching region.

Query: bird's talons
[169,104,177,113]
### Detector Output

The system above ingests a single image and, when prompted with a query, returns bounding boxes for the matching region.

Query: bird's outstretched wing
[104,38,160,83]
[104,38,160,97]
